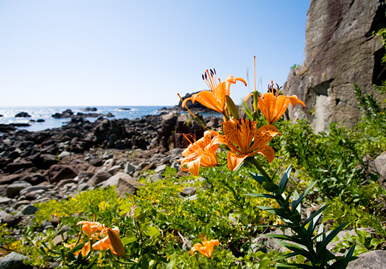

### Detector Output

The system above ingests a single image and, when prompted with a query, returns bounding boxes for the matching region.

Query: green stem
[247,157,272,183]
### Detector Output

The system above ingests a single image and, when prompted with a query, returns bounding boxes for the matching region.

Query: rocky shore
[0,109,221,228]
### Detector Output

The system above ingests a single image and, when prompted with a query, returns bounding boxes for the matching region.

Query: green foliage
[332,229,385,256]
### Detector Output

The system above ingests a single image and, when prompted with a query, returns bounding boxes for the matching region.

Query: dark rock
[78,171,94,182]
[0,210,22,227]
[15,112,31,118]
[105,113,115,118]
[4,160,33,173]
[49,166,78,183]
[20,205,38,215]
[80,107,97,112]
[20,173,48,185]
[51,109,73,119]
[6,181,32,198]
[36,119,45,123]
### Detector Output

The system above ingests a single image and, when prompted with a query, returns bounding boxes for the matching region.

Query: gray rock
[184,194,197,201]
[87,171,111,187]
[374,152,386,186]
[100,172,130,188]
[171,148,184,158]
[77,183,90,192]
[0,210,22,227]
[6,181,32,198]
[57,151,71,160]
[347,250,386,269]
[77,171,94,183]
[0,196,12,205]
[151,173,163,183]
[181,187,196,197]
[282,0,385,132]
[19,186,51,196]
[154,164,167,174]
[171,161,180,170]
[0,252,32,269]
[124,163,136,174]
[115,177,144,197]
[103,158,115,168]
[108,165,121,175]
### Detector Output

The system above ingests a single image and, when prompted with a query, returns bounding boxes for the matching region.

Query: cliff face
[283,0,385,132]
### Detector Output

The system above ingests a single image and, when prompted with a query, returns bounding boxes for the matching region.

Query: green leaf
[317,222,348,254]
[257,206,288,219]
[346,244,356,258]
[226,95,240,120]
[121,236,137,245]
[276,263,315,269]
[277,242,313,261]
[141,254,149,269]
[70,242,86,254]
[166,253,177,269]
[262,181,279,192]
[145,226,160,238]
[302,204,329,227]
[245,193,276,199]
[291,181,316,213]
[278,165,292,194]
[250,172,266,185]
[258,257,271,269]
[242,101,253,121]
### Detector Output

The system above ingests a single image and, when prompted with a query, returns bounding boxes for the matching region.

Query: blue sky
[0,0,309,107]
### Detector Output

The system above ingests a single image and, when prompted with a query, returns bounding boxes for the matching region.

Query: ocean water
[0,106,172,132]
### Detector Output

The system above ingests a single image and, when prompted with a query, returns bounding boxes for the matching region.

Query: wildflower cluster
[66,221,125,258]
[179,56,305,175]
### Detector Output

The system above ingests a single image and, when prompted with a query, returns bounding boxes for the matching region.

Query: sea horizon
[0,105,174,132]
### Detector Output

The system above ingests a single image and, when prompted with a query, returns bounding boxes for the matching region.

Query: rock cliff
[283,0,385,132]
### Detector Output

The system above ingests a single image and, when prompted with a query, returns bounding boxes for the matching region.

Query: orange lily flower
[92,227,125,258]
[67,222,125,258]
[191,237,219,258]
[180,130,219,176]
[256,82,305,124]
[210,118,281,171]
[182,69,247,114]
[77,221,107,237]
[244,56,305,124]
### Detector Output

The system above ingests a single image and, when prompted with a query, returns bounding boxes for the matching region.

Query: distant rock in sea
[52,109,74,119]
[117,108,131,111]
[15,112,31,118]
[80,107,97,112]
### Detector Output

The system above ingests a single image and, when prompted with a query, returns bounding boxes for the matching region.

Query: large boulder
[283,0,386,133]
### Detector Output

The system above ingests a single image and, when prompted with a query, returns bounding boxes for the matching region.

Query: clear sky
[0,0,309,107]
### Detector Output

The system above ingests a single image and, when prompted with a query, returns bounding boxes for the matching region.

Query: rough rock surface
[347,250,386,269]
[283,0,386,132]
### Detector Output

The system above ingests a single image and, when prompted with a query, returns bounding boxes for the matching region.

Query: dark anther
[202,74,205,80]
[205,73,208,80]
[210,69,213,76]
[214,68,216,75]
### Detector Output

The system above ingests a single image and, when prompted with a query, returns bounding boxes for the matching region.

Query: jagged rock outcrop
[283,0,386,132]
